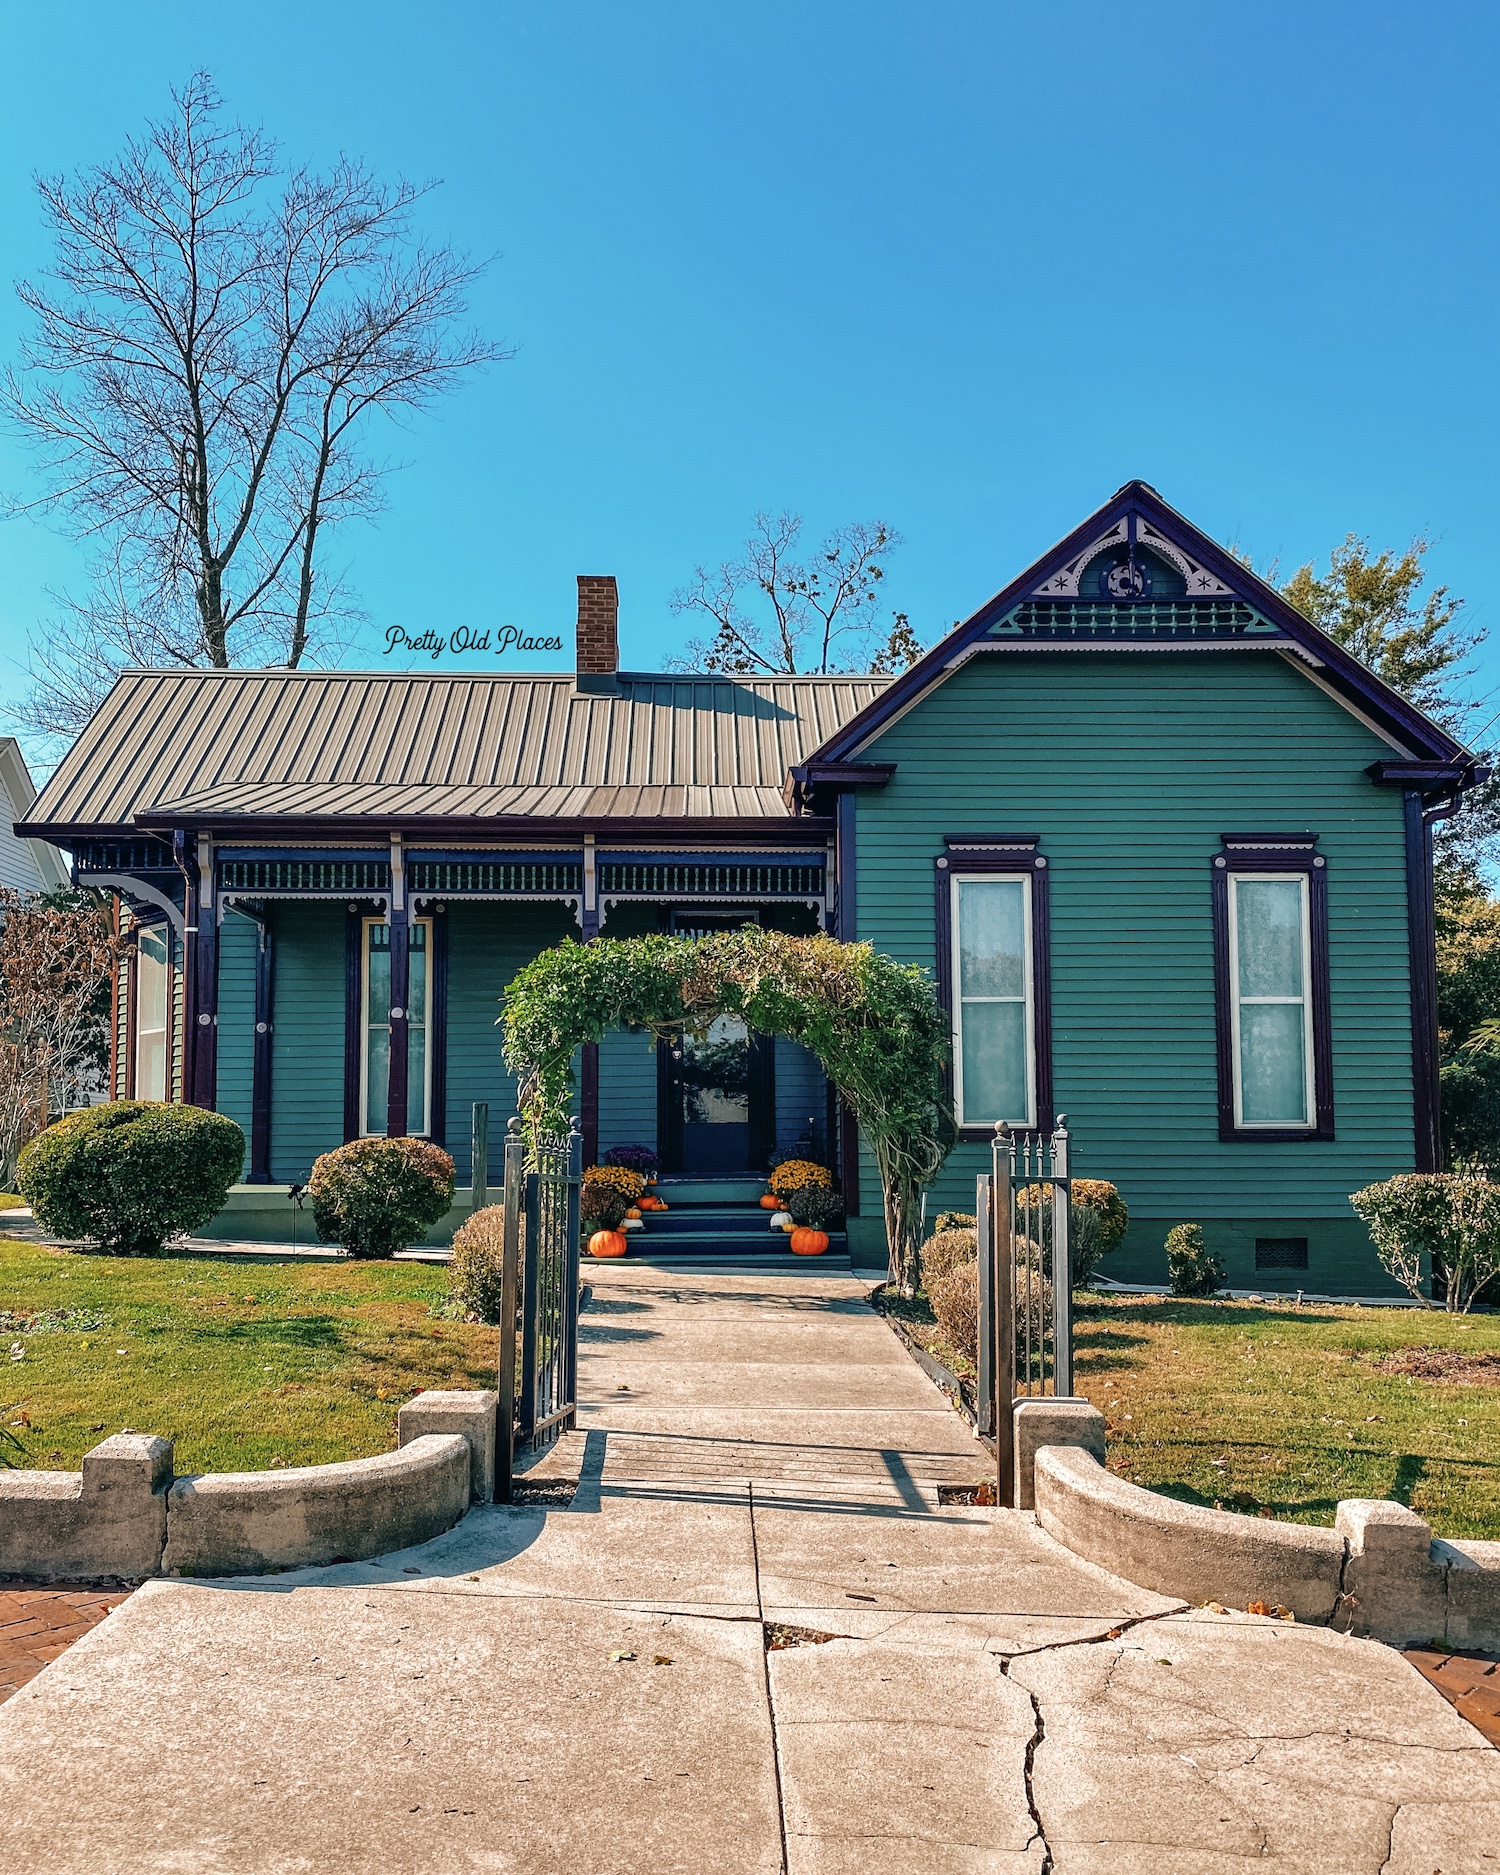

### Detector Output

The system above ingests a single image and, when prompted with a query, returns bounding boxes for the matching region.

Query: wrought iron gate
[495,1114,583,1502]
[976,1117,1073,1507]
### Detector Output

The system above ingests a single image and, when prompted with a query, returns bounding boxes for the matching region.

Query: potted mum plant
[787,1183,841,1256]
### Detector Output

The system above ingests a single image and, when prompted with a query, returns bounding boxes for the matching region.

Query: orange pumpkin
[790,1227,829,1257]
[759,1192,781,1209]
[588,1229,629,1258]
[624,1207,642,1220]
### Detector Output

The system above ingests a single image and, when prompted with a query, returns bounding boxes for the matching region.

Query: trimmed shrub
[928,1260,979,1365]
[932,1211,975,1234]
[920,1226,978,1289]
[1165,1223,1224,1298]
[788,1183,842,1229]
[449,1203,510,1322]
[309,1136,456,1259]
[1350,1171,1500,1313]
[1016,1179,1129,1288]
[18,1100,245,1256]
[603,1143,660,1178]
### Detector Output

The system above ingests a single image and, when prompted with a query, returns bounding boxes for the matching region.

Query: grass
[880,1284,1500,1540]
[0,1235,497,1474]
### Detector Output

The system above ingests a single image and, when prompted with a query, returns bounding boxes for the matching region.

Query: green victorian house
[17,484,1485,1292]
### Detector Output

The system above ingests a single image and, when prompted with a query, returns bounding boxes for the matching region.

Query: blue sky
[0,1,1497,743]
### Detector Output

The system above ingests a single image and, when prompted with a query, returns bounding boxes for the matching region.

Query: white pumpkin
[770,1211,793,1230]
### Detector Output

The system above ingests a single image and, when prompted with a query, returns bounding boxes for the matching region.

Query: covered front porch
[88,833,850,1246]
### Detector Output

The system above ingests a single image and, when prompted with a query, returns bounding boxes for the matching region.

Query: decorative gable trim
[803,482,1477,774]
[1031,513,1235,600]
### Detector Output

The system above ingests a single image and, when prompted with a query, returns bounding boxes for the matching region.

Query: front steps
[607,1176,851,1272]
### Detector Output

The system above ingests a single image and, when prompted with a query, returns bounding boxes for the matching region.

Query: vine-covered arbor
[501,926,954,1284]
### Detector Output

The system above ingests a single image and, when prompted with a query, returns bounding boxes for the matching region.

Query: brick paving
[1404,1646,1500,1748]
[0,1585,132,1705]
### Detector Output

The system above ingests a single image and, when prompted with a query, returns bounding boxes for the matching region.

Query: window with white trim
[361,918,432,1135]
[135,924,170,1101]
[950,873,1035,1128]
[1227,873,1314,1128]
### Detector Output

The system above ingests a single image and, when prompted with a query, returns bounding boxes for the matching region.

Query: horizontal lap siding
[598,1027,659,1155]
[215,910,257,1171]
[855,651,1413,1222]
[446,902,578,1181]
[268,904,347,1183]
[774,1037,825,1159]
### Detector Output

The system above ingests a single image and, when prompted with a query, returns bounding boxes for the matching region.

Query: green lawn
[884,1286,1500,1539]
[0,1236,498,1474]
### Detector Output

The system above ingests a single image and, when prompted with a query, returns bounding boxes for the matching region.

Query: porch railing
[495,1114,582,1502]
[976,1116,1073,1507]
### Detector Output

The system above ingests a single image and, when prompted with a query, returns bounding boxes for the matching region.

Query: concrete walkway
[2,1266,1498,1873]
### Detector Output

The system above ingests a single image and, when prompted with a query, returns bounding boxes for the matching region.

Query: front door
[659,912,774,1175]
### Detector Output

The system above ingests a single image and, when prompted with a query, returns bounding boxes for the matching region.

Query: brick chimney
[576,576,619,692]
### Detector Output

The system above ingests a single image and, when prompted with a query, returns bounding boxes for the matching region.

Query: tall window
[951,874,1034,1128]
[1227,874,1313,1128]
[361,918,431,1135]
[135,924,170,1100]
[1212,836,1332,1141]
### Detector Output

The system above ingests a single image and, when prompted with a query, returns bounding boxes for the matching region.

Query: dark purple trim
[343,910,362,1143]
[580,1041,599,1169]
[804,482,1473,771]
[385,907,410,1138]
[429,908,448,1148]
[177,840,198,1107]
[248,914,275,1182]
[1210,836,1334,1143]
[784,761,896,814]
[834,793,857,941]
[934,837,1054,1139]
[108,813,837,844]
[1369,759,1487,791]
[1403,792,1443,1171]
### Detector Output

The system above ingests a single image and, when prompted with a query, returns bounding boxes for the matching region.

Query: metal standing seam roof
[22,667,894,832]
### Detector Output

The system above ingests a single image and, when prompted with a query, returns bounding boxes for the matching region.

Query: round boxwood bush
[1165,1222,1225,1298]
[449,1202,509,1322]
[309,1136,456,1259]
[18,1100,246,1256]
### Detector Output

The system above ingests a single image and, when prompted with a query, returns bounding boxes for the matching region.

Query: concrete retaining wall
[0,1391,494,1582]
[161,1436,470,1577]
[1033,1438,1500,1649]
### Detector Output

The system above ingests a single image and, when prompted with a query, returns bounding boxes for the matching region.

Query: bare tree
[0,890,120,1184]
[670,511,921,674]
[3,73,506,738]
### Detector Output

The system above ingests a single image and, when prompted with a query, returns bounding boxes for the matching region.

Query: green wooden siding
[267,903,348,1183]
[774,1037,825,1160]
[851,650,1415,1288]
[445,901,578,1181]
[215,909,257,1174]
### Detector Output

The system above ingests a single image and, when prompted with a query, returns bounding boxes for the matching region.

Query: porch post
[386,835,410,1137]
[833,792,860,1214]
[248,915,275,1181]
[191,832,218,1110]
[580,833,599,1165]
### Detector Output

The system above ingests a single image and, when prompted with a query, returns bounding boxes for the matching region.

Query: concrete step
[600,1252,855,1274]
[651,1177,767,1204]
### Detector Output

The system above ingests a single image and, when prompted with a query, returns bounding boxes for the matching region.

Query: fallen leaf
[376,1388,391,1401]
[652,1655,673,1666]
[1203,1601,1227,1614]
[1247,1600,1272,1617]
[609,1650,636,1663]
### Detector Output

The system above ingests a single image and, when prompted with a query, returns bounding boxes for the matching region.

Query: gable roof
[20,667,891,837]
[801,481,1476,771]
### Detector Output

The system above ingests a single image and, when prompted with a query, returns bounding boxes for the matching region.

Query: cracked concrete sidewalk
[1,1265,1497,1874]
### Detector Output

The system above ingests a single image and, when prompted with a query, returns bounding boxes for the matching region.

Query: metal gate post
[1051,1116,1073,1398]
[992,1122,1016,1508]
[495,1116,525,1504]
[975,1174,994,1437]
[520,1164,541,1439]
[560,1116,582,1428]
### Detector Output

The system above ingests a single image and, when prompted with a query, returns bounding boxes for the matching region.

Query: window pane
[1239,1002,1308,1124]
[366,930,391,1018]
[408,941,427,1032]
[138,928,168,1029]
[138,1034,167,1102]
[365,1024,390,1134]
[1236,880,1304,999]
[407,1026,427,1134]
[958,880,1027,998]
[961,1000,1028,1123]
